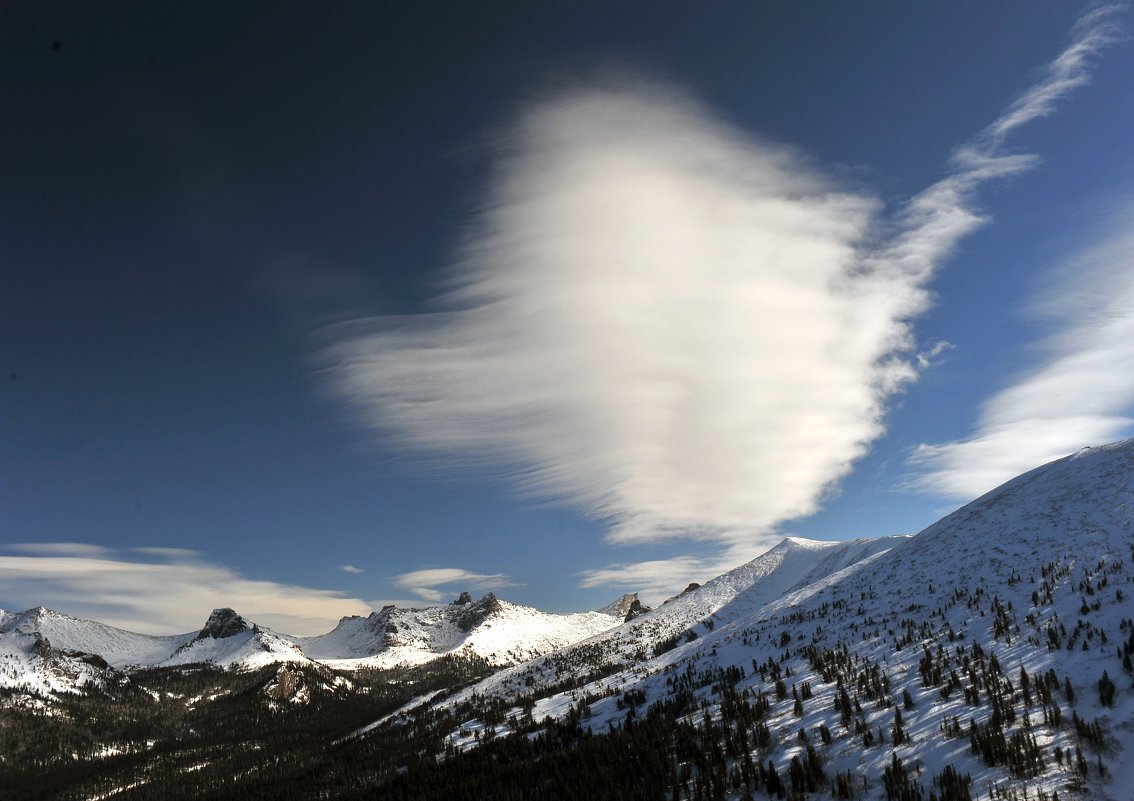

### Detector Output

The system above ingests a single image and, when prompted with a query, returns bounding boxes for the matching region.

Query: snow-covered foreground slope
[424,441,1134,800]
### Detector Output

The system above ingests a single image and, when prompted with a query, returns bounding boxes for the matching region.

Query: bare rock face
[264,665,302,702]
[599,593,638,617]
[623,598,651,623]
[196,608,253,640]
[453,593,502,632]
[452,592,474,605]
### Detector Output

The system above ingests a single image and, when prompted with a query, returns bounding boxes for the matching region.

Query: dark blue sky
[3,3,1133,634]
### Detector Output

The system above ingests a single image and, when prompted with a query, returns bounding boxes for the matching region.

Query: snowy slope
[433,440,1134,800]
[0,606,193,669]
[0,625,112,697]
[7,440,1134,798]
[445,534,903,709]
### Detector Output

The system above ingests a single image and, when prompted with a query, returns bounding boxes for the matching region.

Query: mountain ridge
[410,440,1134,800]
[0,591,622,694]
[5,440,1134,799]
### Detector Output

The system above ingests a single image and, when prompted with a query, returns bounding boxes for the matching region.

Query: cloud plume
[326,8,1121,553]
[328,86,899,545]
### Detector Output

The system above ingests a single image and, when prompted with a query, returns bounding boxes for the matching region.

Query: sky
[3,3,1134,635]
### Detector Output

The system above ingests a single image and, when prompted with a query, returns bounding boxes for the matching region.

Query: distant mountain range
[0,593,621,696]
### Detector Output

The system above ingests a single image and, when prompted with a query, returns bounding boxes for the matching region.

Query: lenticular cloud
[326,8,1120,558]
[326,82,935,544]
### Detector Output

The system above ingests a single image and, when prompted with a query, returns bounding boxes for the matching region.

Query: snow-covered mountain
[8,440,1134,799]
[433,534,903,713]
[162,608,308,668]
[0,606,194,669]
[0,592,620,696]
[415,440,1134,800]
[298,593,618,668]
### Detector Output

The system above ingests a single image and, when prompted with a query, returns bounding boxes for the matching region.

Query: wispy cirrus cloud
[393,567,518,603]
[0,543,372,636]
[963,6,1125,154]
[5,542,114,557]
[911,201,1134,499]
[325,9,1122,597]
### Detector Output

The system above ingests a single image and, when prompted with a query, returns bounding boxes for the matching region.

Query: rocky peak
[453,592,502,632]
[623,598,651,622]
[451,591,473,605]
[598,593,643,618]
[197,608,253,640]
[10,606,55,633]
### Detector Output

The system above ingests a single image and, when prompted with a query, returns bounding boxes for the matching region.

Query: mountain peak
[453,593,501,632]
[197,608,254,640]
[777,535,830,551]
[597,593,641,617]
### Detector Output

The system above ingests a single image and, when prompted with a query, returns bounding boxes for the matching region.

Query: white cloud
[911,204,1134,499]
[916,341,954,371]
[392,567,517,602]
[0,544,372,636]
[324,10,1119,553]
[340,564,365,574]
[408,586,445,603]
[327,85,898,547]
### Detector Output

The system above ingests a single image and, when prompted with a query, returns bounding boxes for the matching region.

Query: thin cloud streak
[969,5,1125,153]
[7,542,114,557]
[0,544,372,636]
[326,8,1120,573]
[393,567,517,603]
[911,204,1134,499]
